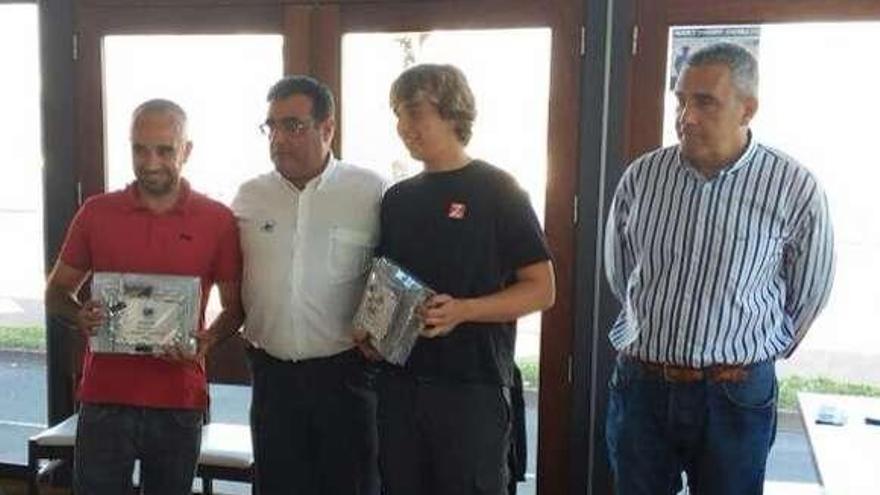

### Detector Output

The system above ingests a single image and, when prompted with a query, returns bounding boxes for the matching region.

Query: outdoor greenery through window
[0,3,48,465]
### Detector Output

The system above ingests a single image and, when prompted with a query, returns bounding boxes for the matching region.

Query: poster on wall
[669,26,761,90]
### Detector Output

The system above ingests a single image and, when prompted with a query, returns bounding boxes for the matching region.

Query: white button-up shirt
[232,157,385,361]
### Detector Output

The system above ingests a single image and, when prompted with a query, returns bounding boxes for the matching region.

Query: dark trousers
[74,403,202,495]
[248,347,379,495]
[377,372,511,495]
[606,356,778,495]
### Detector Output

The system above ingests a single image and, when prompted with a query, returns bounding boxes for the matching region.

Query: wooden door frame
[605,0,880,493]
[70,2,583,493]
[328,1,583,493]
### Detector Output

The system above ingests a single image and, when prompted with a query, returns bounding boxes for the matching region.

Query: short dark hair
[266,75,336,122]
[390,64,476,145]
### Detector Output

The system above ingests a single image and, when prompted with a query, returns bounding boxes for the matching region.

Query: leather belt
[638,360,750,383]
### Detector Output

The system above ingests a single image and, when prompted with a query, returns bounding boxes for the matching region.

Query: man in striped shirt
[604,42,834,494]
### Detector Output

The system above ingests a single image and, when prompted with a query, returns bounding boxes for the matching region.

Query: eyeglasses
[259,117,315,137]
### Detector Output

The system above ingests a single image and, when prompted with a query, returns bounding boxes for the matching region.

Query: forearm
[45,285,83,327]
[460,277,554,324]
[203,307,244,346]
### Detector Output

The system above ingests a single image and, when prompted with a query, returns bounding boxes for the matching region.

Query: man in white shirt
[232,75,384,495]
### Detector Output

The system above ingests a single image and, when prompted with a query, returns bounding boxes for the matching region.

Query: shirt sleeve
[496,181,551,272]
[58,203,93,272]
[783,179,835,355]
[604,172,634,304]
[375,189,393,259]
[212,210,243,283]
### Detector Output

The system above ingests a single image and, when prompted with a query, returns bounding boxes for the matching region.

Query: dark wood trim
[572,2,640,493]
[537,1,582,494]
[41,0,80,427]
[625,0,667,162]
[283,5,312,75]
[312,5,342,156]
[74,9,105,199]
[340,0,555,32]
[77,4,281,33]
[666,0,880,24]
[282,4,342,154]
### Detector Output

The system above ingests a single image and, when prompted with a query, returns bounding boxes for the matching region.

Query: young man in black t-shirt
[372,63,556,495]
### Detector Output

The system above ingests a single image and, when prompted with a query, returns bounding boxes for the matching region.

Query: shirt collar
[313,154,339,191]
[272,154,339,192]
[122,178,193,215]
[679,130,758,180]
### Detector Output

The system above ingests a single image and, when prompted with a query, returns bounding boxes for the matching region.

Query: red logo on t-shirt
[448,202,467,220]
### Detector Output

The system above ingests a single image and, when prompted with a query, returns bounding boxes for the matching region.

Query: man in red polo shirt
[45,99,243,495]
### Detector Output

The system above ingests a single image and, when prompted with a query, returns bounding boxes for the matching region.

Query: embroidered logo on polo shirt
[447,202,467,220]
[261,220,276,233]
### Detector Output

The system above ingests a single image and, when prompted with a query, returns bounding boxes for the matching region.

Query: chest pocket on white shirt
[328,227,375,283]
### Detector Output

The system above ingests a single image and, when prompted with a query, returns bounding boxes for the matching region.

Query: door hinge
[573,194,579,225]
[567,354,573,384]
[579,25,586,57]
[631,24,640,56]
[72,33,79,61]
[76,181,82,205]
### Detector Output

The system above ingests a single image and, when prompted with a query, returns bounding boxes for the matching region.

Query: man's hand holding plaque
[90,272,201,358]
[352,257,435,366]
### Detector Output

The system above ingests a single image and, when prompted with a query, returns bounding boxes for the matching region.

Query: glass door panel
[342,28,552,492]
[103,34,283,206]
[0,2,48,466]
[103,40,280,490]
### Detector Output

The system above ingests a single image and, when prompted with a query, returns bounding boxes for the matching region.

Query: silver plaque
[353,257,434,365]
[90,272,201,356]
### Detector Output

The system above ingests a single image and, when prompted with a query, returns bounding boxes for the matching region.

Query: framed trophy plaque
[90,272,201,356]
[352,257,435,365]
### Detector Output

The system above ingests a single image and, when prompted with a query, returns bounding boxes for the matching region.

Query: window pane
[0,3,47,465]
[103,34,284,206]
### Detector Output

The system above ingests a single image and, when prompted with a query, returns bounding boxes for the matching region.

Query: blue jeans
[606,356,778,495]
[74,403,202,495]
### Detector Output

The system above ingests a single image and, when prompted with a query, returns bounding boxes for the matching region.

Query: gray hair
[685,42,759,98]
[131,98,188,137]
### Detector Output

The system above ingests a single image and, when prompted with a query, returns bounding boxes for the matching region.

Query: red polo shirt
[59,180,241,410]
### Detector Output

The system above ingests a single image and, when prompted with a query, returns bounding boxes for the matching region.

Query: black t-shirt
[377,160,551,386]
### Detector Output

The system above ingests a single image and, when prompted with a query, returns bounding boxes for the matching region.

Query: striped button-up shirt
[605,135,834,367]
